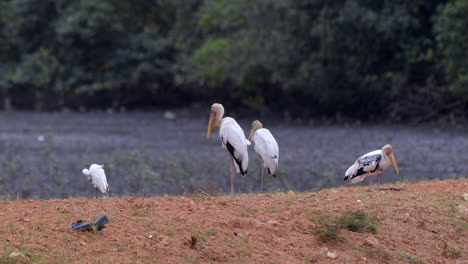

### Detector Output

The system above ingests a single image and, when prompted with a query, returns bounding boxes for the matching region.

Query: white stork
[82,164,109,195]
[344,144,399,190]
[207,103,250,197]
[248,120,279,192]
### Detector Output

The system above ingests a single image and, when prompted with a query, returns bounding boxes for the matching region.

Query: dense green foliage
[0,0,466,120]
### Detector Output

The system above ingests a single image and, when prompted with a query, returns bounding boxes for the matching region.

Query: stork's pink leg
[260,162,264,193]
[377,173,381,190]
[368,175,374,191]
[230,156,235,197]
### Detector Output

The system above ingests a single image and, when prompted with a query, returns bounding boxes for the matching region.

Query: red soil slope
[0,179,466,264]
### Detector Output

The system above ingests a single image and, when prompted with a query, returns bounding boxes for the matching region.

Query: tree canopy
[0,0,466,120]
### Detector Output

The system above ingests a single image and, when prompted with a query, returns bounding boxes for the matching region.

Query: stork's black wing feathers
[226,141,245,175]
[350,154,382,180]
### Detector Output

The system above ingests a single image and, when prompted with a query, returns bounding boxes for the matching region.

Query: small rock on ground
[327,251,337,259]
[9,252,24,258]
[462,193,468,201]
[457,204,468,220]
[364,237,380,248]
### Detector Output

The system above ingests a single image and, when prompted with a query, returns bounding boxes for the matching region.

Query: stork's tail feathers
[344,163,357,182]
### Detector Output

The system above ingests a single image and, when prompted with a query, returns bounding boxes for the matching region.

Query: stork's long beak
[390,153,399,175]
[207,111,215,139]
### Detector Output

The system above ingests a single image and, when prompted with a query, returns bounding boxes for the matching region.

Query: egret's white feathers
[82,168,90,176]
[82,164,109,193]
[252,128,279,176]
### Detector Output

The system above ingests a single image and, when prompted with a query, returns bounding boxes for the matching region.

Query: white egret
[344,144,399,190]
[207,103,250,197]
[248,120,279,192]
[82,164,109,195]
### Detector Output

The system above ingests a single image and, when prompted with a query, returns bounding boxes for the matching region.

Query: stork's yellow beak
[390,153,399,175]
[207,111,215,139]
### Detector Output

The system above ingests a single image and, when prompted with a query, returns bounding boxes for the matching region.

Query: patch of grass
[0,193,13,202]
[268,207,278,213]
[181,256,199,263]
[1,244,45,264]
[395,178,415,185]
[310,210,342,242]
[218,201,227,206]
[205,230,216,237]
[189,230,216,245]
[353,246,392,263]
[337,210,368,231]
[0,255,18,264]
[191,190,213,200]
[270,188,285,195]
[314,224,344,242]
[7,219,15,234]
[36,226,43,231]
[284,199,293,206]
[368,222,378,234]
[337,210,378,233]
[446,200,459,217]
[167,215,178,236]
[399,251,426,264]
[90,225,101,235]
[238,207,258,217]
[378,250,393,262]
[311,210,378,243]
[61,237,72,244]
[29,254,44,261]
[408,256,426,264]
[447,246,464,258]
[41,202,50,207]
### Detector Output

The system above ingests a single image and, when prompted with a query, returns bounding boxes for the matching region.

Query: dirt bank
[0,179,466,263]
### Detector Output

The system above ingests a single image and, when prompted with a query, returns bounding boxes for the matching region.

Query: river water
[0,111,466,199]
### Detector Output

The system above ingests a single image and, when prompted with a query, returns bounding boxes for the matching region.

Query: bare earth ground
[0,179,467,264]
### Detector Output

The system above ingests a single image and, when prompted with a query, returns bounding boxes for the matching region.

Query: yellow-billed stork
[207,103,250,196]
[344,144,399,190]
[248,120,279,192]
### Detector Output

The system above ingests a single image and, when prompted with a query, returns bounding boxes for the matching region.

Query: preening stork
[344,144,399,190]
[248,120,279,192]
[82,164,109,196]
[207,103,250,197]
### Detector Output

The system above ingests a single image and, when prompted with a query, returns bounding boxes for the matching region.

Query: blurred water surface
[0,111,466,199]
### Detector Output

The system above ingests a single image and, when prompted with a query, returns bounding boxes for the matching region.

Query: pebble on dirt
[234,232,244,238]
[327,251,338,259]
[9,252,25,258]
[364,237,380,248]
[462,193,468,201]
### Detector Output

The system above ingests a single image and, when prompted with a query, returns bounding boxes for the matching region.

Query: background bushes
[0,0,466,121]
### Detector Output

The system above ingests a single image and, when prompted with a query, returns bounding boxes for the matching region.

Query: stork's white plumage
[344,144,399,190]
[207,103,250,196]
[248,120,279,192]
[82,164,109,194]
